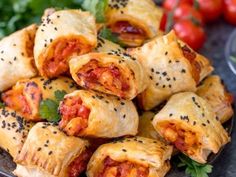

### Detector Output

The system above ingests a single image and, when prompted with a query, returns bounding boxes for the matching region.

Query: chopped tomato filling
[59,96,90,136]
[77,59,130,98]
[162,123,199,155]
[97,157,149,177]
[181,45,201,83]
[44,39,84,77]
[68,149,93,177]
[1,82,42,120]
[109,21,147,46]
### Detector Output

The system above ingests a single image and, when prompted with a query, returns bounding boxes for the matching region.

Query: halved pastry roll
[196,75,234,123]
[105,0,163,47]
[128,31,213,110]
[87,136,173,177]
[2,77,77,121]
[152,92,230,163]
[34,9,97,78]
[14,122,91,177]
[0,24,37,92]
[69,39,147,100]
[0,107,33,160]
[59,90,138,137]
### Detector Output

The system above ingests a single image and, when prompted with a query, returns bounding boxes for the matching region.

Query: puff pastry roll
[128,31,213,110]
[105,0,163,47]
[0,107,33,160]
[197,75,234,123]
[34,9,97,78]
[2,77,77,121]
[0,24,37,92]
[59,90,138,137]
[14,122,91,177]
[69,39,147,100]
[152,92,230,163]
[87,136,173,177]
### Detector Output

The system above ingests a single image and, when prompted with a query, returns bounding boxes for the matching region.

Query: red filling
[59,96,90,136]
[97,157,149,177]
[77,59,130,98]
[68,149,93,177]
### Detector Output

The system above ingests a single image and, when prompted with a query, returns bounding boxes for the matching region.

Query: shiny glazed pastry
[69,38,147,100]
[152,92,230,163]
[87,136,173,177]
[105,0,163,47]
[0,24,37,92]
[196,75,234,123]
[59,90,139,138]
[14,122,91,177]
[128,31,213,110]
[34,9,97,78]
[0,107,33,160]
[2,77,77,121]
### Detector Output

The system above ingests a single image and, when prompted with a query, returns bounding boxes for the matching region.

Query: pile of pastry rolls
[0,1,233,177]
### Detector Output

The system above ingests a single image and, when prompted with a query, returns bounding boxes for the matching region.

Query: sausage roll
[59,90,138,138]
[196,75,234,123]
[128,31,213,110]
[105,0,163,47]
[69,39,147,100]
[152,92,230,163]
[34,9,97,78]
[14,122,91,177]
[2,77,77,121]
[87,136,173,177]
[0,24,37,92]
[0,107,33,160]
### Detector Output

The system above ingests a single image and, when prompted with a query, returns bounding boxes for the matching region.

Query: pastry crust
[128,31,213,110]
[0,24,37,92]
[105,0,163,46]
[0,107,33,160]
[197,75,234,123]
[34,9,97,78]
[152,92,230,163]
[69,38,147,100]
[14,122,89,177]
[87,136,173,177]
[59,90,139,138]
[2,77,77,121]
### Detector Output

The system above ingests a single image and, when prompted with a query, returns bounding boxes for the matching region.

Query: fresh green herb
[39,90,67,122]
[99,27,119,43]
[230,55,236,63]
[82,0,109,23]
[177,154,213,177]
[0,102,4,108]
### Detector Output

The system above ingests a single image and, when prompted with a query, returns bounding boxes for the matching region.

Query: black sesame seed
[181,69,186,73]
[37,147,42,151]
[122,149,127,152]
[48,151,53,155]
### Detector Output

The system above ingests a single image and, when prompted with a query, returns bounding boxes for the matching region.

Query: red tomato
[173,20,206,50]
[223,0,236,25]
[197,0,223,22]
[163,0,193,11]
[174,4,204,25]
[160,13,167,31]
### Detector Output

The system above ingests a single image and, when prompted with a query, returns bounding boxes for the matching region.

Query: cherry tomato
[160,13,167,31]
[163,0,193,11]
[174,4,204,25]
[223,0,236,25]
[173,20,206,50]
[197,0,223,22]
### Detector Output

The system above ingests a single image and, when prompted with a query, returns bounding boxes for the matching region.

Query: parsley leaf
[99,27,119,43]
[0,101,4,109]
[177,154,213,177]
[39,90,67,122]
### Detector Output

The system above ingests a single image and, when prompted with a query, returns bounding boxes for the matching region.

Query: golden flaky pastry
[87,136,173,177]
[152,92,230,163]
[34,9,97,78]
[14,122,90,177]
[0,107,33,160]
[0,24,37,92]
[59,90,139,138]
[197,75,234,123]
[128,31,213,110]
[69,38,147,100]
